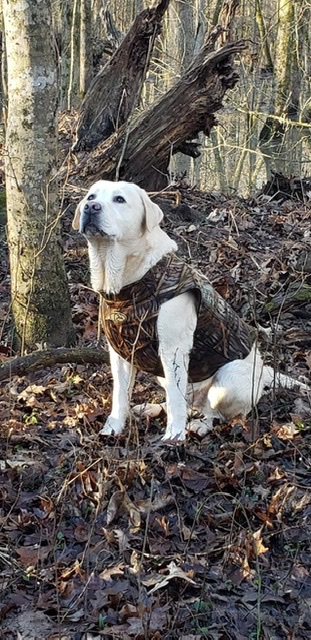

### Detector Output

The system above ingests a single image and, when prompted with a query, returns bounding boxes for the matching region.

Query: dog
[73,180,308,442]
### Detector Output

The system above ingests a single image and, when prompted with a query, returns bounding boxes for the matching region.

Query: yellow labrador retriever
[73,180,308,442]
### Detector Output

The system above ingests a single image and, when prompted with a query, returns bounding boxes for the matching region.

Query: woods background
[1,0,311,349]
[53,0,311,193]
[1,3,311,638]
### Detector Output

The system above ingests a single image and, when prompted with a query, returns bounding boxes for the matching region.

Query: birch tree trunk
[3,0,74,352]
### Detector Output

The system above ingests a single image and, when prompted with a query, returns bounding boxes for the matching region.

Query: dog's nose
[83,202,102,213]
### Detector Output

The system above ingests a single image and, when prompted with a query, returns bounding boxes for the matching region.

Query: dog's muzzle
[81,201,103,235]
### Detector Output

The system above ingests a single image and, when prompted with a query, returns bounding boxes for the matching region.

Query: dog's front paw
[161,425,186,444]
[98,415,125,437]
[132,402,166,418]
[188,418,214,437]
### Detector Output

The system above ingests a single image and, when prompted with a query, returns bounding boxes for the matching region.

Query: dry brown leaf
[16,545,51,567]
[18,384,46,401]
[148,560,196,594]
[99,562,125,580]
[252,527,269,555]
[106,490,125,525]
[113,528,131,552]
[180,466,210,492]
[123,492,141,529]
[272,421,299,440]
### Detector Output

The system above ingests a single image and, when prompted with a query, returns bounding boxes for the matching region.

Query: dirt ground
[0,183,310,639]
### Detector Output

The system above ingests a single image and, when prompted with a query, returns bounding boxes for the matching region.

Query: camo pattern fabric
[101,254,255,382]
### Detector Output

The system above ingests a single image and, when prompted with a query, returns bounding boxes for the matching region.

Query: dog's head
[72,180,163,241]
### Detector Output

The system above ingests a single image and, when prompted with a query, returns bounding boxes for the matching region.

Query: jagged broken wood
[73,34,248,190]
[74,0,170,152]
[0,347,109,382]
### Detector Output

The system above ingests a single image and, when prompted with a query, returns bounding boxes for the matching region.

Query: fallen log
[73,34,248,191]
[0,347,109,382]
[261,171,311,202]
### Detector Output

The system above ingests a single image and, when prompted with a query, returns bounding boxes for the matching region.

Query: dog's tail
[262,365,309,392]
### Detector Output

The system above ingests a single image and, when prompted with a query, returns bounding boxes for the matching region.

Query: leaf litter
[0,186,311,639]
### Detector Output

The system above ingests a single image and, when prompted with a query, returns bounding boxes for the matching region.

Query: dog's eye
[87,193,96,201]
[113,195,126,203]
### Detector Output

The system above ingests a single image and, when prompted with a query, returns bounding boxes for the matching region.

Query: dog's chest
[101,255,255,382]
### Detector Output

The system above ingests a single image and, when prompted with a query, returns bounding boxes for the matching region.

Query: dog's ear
[140,188,163,232]
[72,202,82,230]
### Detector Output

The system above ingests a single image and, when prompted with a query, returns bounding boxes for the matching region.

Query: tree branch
[0,347,109,382]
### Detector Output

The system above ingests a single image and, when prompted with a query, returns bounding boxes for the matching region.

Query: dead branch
[0,347,109,382]
[74,0,171,152]
[72,37,248,190]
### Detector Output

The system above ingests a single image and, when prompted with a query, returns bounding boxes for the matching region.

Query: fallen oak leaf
[16,545,51,567]
[147,560,197,594]
[100,562,125,581]
[252,527,269,556]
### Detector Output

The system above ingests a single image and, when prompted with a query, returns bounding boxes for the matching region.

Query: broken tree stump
[74,0,170,152]
[72,32,247,191]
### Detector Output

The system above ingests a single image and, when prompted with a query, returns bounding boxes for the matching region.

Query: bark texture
[74,0,170,152]
[3,0,74,352]
[74,34,247,190]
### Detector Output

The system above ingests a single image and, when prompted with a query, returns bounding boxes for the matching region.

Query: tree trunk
[255,0,273,72]
[258,0,301,177]
[172,0,196,178]
[73,34,247,191]
[80,0,93,98]
[3,0,74,353]
[67,0,80,109]
[273,0,295,118]
[58,0,72,109]
[74,0,170,152]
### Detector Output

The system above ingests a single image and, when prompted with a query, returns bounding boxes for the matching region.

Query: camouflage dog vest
[101,254,255,383]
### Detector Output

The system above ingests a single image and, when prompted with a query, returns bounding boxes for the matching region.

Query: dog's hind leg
[188,347,265,437]
[186,378,225,436]
[99,345,136,436]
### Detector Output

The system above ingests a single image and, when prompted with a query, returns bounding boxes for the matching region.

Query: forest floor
[0,182,311,639]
